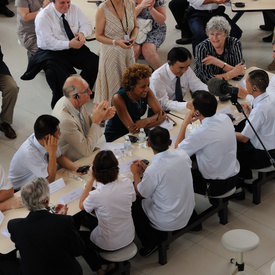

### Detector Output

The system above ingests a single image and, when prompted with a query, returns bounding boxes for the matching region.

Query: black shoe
[262,33,273,43]
[0,122,17,139]
[176,37,192,45]
[191,223,202,232]
[259,25,274,31]
[0,6,15,17]
[139,245,158,258]
[175,24,180,30]
[229,189,245,200]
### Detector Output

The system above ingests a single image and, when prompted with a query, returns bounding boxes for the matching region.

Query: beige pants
[0,74,19,124]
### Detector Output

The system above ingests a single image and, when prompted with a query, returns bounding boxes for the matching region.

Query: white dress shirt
[35,2,92,51]
[138,149,195,231]
[242,93,275,150]
[9,134,62,190]
[0,165,13,191]
[188,0,219,10]
[150,63,208,111]
[178,114,240,180]
[83,178,136,250]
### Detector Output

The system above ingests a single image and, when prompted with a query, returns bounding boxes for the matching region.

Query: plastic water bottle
[138,128,147,148]
[124,135,132,156]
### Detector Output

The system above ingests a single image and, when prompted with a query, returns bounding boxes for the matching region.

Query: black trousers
[262,11,275,28]
[39,45,98,108]
[132,196,198,249]
[168,0,192,38]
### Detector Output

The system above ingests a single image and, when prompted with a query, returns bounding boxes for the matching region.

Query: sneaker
[139,245,158,258]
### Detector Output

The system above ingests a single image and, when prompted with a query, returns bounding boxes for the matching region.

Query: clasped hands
[130,160,148,175]
[69,32,86,49]
[93,101,116,125]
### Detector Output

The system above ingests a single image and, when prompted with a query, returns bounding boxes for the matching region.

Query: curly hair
[206,16,231,37]
[121,63,152,91]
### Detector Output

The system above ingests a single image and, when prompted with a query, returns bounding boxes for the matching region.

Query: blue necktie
[175,76,183,102]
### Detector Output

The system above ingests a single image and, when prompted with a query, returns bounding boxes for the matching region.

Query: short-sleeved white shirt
[138,149,195,231]
[83,178,136,250]
[0,165,13,191]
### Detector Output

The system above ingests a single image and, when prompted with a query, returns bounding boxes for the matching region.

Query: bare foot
[96,268,105,275]
[105,263,115,273]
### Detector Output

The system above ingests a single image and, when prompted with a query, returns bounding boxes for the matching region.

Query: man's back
[8,210,84,275]
[138,149,195,231]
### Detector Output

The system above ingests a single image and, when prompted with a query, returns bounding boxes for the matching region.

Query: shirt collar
[69,100,82,116]
[52,3,64,18]
[165,63,177,81]
[32,134,48,155]
[253,92,269,107]
[152,148,171,163]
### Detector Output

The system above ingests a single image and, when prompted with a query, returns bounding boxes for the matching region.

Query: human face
[169,59,190,78]
[54,0,71,14]
[132,78,150,99]
[53,125,61,140]
[272,44,275,59]
[208,31,226,50]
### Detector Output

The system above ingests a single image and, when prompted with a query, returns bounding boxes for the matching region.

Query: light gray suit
[52,96,102,161]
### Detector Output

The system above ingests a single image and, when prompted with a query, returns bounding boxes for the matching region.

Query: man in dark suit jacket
[7,177,85,275]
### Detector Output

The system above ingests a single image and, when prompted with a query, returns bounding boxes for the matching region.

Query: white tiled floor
[1,1,275,274]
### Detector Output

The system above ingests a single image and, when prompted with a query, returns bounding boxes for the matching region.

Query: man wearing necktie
[150,47,208,112]
[52,75,116,162]
[21,0,99,109]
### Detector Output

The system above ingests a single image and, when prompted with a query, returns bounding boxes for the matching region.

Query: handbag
[135,18,153,44]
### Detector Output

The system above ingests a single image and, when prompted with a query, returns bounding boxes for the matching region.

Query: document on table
[59,187,83,205]
[100,142,124,158]
[49,178,66,194]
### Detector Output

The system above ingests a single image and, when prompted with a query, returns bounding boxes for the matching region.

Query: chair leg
[218,199,228,225]
[252,180,261,205]
[158,242,168,265]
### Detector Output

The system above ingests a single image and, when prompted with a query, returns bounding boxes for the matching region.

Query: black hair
[148,126,170,152]
[248,69,269,92]
[167,47,192,66]
[34,115,60,140]
[192,90,217,117]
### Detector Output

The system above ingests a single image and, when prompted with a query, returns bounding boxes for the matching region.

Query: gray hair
[21,178,50,211]
[206,16,231,37]
[62,74,82,98]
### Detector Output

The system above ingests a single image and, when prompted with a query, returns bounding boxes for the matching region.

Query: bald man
[52,74,116,161]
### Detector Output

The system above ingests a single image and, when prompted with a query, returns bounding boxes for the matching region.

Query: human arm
[235,132,250,143]
[0,187,14,203]
[79,174,95,210]
[0,196,22,212]
[174,109,196,148]
[54,204,68,214]
[130,160,147,196]
[95,5,134,49]
[56,155,79,174]
[147,0,166,25]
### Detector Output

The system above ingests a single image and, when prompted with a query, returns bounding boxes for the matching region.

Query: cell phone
[125,41,132,46]
[235,2,245,8]
[128,135,138,143]
[77,165,91,173]
[141,159,149,165]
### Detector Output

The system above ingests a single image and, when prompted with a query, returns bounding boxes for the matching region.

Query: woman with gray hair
[194,16,246,84]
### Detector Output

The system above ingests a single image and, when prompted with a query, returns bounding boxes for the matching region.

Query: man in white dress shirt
[150,47,208,112]
[131,126,197,257]
[52,75,116,161]
[236,70,275,184]
[175,90,242,201]
[21,0,99,109]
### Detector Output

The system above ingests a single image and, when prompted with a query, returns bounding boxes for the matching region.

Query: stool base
[229,253,259,275]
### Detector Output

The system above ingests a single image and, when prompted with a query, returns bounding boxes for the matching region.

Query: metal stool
[99,242,137,275]
[270,259,275,275]
[221,229,260,275]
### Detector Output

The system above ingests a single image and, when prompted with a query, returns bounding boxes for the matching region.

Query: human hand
[92,101,109,124]
[202,55,220,66]
[42,0,50,8]
[140,0,153,9]
[44,134,58,156]
[130,160,145,175]
[238,85,248,99]
[214,0,227,4]
[116,40,133,49]
[241,103,251,116]
[233,62,246,76]
[75,32,86,43]
[103,106,116,121]
[128,120,147,134]
[147,0,155,9]
[7,197,22,209]
[69,37,85,49]
[54,204,68,215]
[186,101,194,110]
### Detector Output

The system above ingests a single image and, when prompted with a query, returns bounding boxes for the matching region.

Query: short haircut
[21,177,50,211]
[248,69,269,92]
[192,90,217,117]
[92,150,119,184]
[121,63,152,91]
[206,16,231,37]
[34,115,60,140]
[63,74,83,98]
[148,126,170,152]
[167,47,192,66]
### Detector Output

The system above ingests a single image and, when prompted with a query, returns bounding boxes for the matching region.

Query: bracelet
[222,62,227,69]
[112,39,116,46]
[226,73,230,80]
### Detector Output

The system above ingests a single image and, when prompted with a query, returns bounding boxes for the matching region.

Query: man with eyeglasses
[150,47,208,112]
[52,75,116,161]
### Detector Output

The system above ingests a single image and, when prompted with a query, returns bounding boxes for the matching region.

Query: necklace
[127,91,144,115]
[110,0,128,35]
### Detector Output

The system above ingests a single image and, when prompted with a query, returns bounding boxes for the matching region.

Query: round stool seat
[270,260,275,275]
[221,229,260,253]
[99,242,137,262]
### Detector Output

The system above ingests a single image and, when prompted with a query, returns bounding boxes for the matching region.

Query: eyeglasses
[74,88,91,97]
